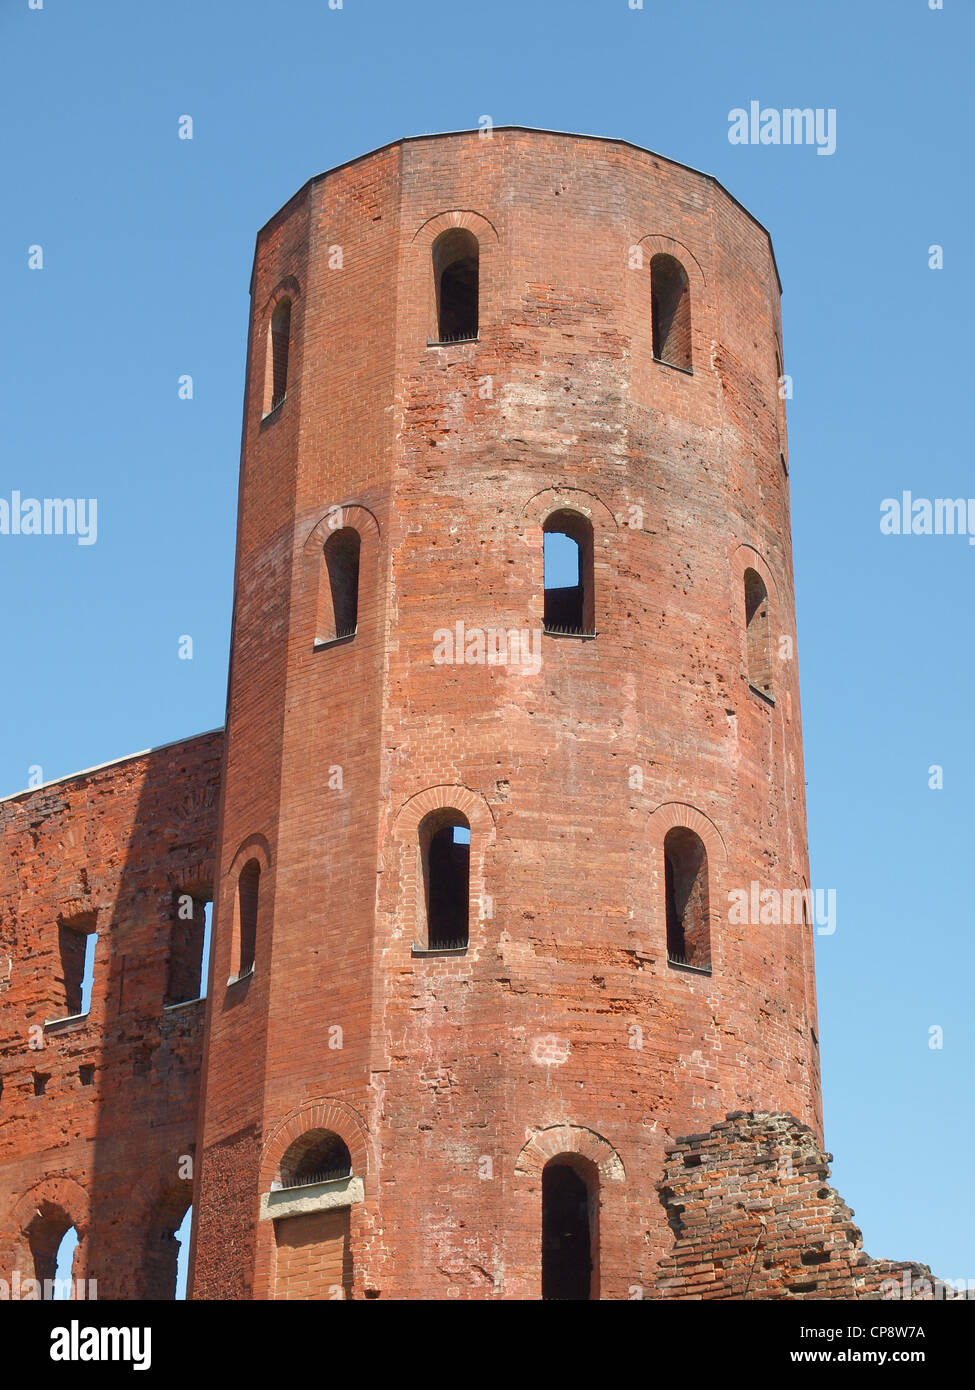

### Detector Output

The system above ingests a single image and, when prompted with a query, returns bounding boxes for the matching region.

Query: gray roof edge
[0,727,224,808]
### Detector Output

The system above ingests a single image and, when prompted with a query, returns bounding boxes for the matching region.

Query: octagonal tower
[190,129,819,1301]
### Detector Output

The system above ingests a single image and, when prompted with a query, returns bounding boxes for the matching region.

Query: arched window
[26,1206,77,1299]
[432,229,479,342]
[541,1156,598,1301]
[280,1129,354,1189]
[56,912,97,1020]
[664,827,711,969]
[236,859,260,978]
[317,528,361,645]
[543,510,595,637]
[266,296,292,414]
[651,254,692,371]
[744,568,772,697]
[419,810,470,951]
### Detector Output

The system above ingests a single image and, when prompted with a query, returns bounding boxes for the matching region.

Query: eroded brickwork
[655,1112,958,1300]
[0,731,221,1298]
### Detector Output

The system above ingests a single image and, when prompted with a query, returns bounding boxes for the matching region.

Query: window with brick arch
[265,296,291,414]
[543,509,595,637]
[664,827,711,969]
[432,228,479,342]
[541,1155,598,1301]
[236,859,260,978]
[26,1206,77,1299]
[744,568,773,697]
[317,527,360,645]
[419,809,470,951]
[280,1129,353,1188]
[651,253,692,370]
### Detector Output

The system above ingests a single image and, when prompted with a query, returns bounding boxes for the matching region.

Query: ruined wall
[0,731,221,1298]
[655,1112,955,1301]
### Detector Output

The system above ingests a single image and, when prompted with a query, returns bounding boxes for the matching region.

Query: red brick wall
[193,130,821,1300]
[273,1209,352,1300]
[0,731,221,1298]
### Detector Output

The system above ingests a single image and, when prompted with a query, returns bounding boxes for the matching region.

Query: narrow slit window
[543,510,595,636]
[744,568,773,696]
[432,229,479,342]
[664,827,711,969]
[419,811,470,950]
[266,297,292,414]
[651,254,692,370]
[236,860,260,978]
[56,914,97,1019]
[317,528,361,645]
[166,891,212,1005]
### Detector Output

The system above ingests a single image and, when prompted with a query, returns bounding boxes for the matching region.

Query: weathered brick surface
[655,1112,959,1300]
[0,731,221,1298]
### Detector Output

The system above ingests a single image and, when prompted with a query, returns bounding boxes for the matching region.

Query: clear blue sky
[2,0,971,1285]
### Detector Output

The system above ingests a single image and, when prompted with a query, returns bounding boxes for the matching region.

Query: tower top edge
[252,127,782,295]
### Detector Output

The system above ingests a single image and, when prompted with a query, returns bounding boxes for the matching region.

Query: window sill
[260,398,286,425]
[411,943,469,958]
[163,996,205,1012]
[227,965,255,987]
[426,335,479,348]
[313,629,357,651]
[543,628,597,640]
[260,1174,364,1221]
[667,958,712,976]
[44,1012,90,1033]
[747,682,776,707]
[653,356,693,376]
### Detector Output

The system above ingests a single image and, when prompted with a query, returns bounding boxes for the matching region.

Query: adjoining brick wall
[273,1208,353,1300]
[0,731,221,1298]
[654,1112,957,1300]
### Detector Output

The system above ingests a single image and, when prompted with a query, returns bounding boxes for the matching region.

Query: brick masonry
[0,130,945,1300]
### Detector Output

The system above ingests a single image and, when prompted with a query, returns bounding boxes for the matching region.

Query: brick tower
[189,128,820,1301]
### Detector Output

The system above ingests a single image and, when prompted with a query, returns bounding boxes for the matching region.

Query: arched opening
[744,568,772,696]
[433,228,479,342]
[317,528,361,645]
[541,1156,598,1301]
[56,913,97,1020]
[266,296,292,414]
[280,1129,354,1189]
[664,827,711,969]
[26,1206,78,1299]
[651,254,692,370]
[543,510,595,637]
[419,809,470,950]
[236,859,260,978]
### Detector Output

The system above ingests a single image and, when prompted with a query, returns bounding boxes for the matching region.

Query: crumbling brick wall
[654,1111,956,1300]
[0,731,221,1298]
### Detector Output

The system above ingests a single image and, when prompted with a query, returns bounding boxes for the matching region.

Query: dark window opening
[33,1071,50,1097]
[744,568,773,696]
[280,1129,353,1189]
[651,254,692,371]
[79,1065,94,1086]
[269,297,291,412]
[433,229,479,343]
[543,510,595,636]
[664,827,711,969]
[318,528,361,644]
[236,860,260,977]
[420,811,470,950]
[56,913,97,1019]
[166,892,212,1005]
[542,1158,596,1301]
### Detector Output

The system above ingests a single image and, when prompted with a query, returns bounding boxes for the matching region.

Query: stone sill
[667,958,713,977]
[260,399,286,425]
[653,356,694,376]
[426,336,479,348]
[411,943,468,958]
[260,1175,364,1221]
[313,630,357,651]
[747,682,776,707]
[543,629,597,641]
[227,965,255,988]
[44,1012,89,1033]
[162,997,205,1013]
